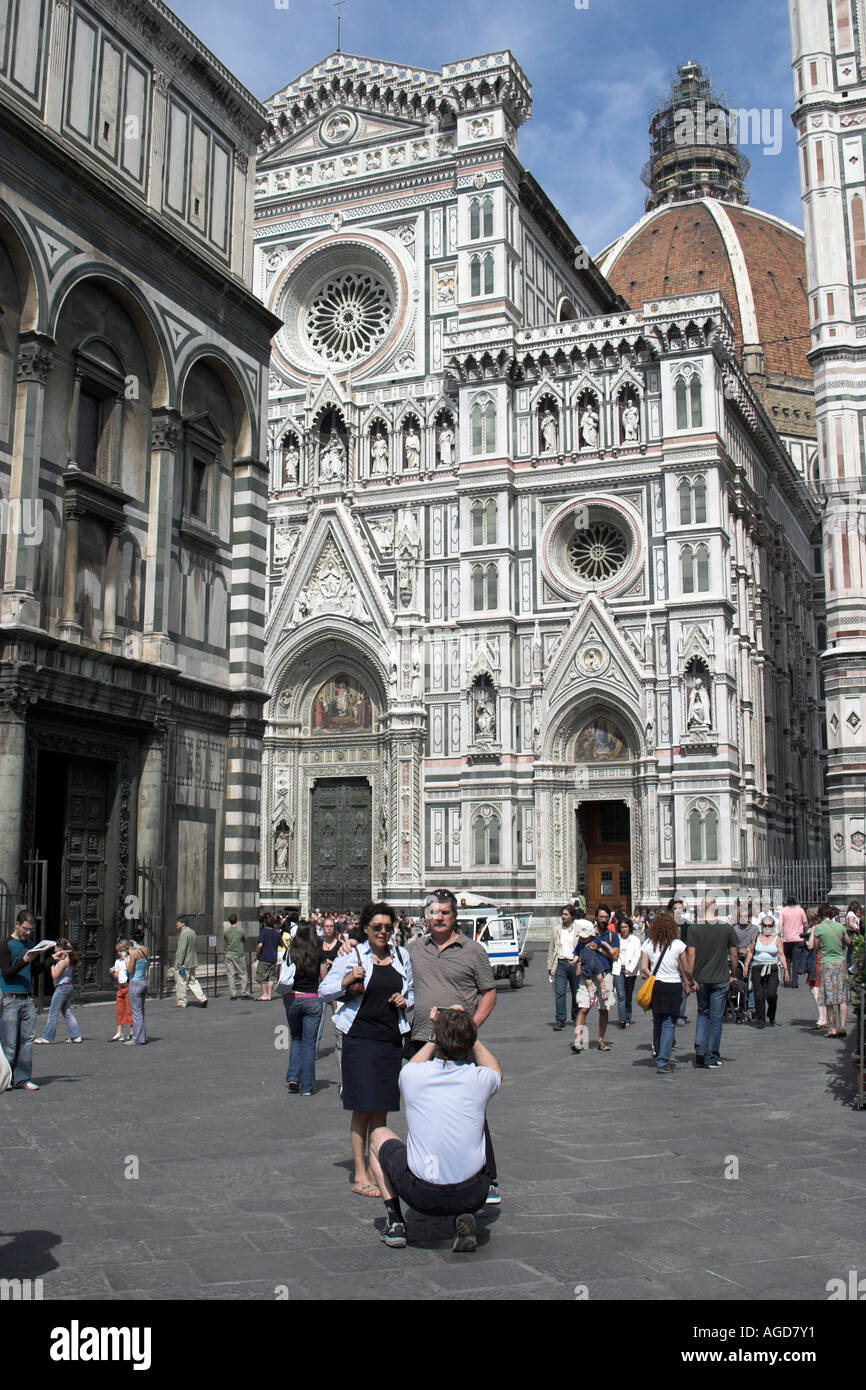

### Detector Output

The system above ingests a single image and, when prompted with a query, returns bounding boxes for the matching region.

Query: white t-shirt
[399,1059,501,1186]
[641,937,687,984]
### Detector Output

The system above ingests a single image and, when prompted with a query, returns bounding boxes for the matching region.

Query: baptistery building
[0,0,277,988]
[256,51,825,921]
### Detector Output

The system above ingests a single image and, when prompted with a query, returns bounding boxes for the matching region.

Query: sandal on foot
[352,1183,381,1198]
[597,1041,611,1051]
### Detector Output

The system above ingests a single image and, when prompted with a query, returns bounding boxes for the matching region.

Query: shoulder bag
[274,944,297,997]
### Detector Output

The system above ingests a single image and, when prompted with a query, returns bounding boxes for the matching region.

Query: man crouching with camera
[368,1006,501,1252]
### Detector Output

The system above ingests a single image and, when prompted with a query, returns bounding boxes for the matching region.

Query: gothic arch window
[471,497,497,546]
[687,803,719,862]
[470,195,494,239]
[681,545,695,593]
[695,543,710,591]
[851,193,866,281]
[679,478,693,525]
[674,372,703,429]
[470,252,494,296]
[471,562,498,610]
[694,475,707,522]
[472,807,501,866]
[470,397,496,455]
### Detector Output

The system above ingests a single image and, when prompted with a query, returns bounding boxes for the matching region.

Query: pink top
[780,905,808,943]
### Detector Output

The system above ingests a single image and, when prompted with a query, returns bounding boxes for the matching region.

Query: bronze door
[64,759,108,990]
[310,779,372,912]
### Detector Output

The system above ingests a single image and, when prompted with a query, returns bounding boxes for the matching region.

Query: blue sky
[170,0,801,253]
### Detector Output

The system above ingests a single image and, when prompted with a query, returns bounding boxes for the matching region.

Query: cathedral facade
[0,0,276,989]
[256,51,825,922]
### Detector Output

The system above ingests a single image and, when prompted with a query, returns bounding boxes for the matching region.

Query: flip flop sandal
[352,1183,381,1198]
[597,1041,612,1051]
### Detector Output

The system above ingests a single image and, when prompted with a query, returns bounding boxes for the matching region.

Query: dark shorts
[378,1138,490,1217]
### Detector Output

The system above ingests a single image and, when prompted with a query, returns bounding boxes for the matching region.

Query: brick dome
[597,199,812,381]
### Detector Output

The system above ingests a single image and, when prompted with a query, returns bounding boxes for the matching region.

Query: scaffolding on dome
[642,60,751,212]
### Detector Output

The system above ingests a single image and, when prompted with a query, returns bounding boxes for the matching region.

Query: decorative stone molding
[16,337,55,385]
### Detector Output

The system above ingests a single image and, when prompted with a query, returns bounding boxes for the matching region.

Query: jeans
[614,973,636,1024]
[285,994,323,1092]
[40,984,81,1042]
[1,995,36,1086]
[554,960,579,1024]
[128,979,148,1043]
[783,942,802,988]
[652,1009,677,1068]
[695,982,729,1064]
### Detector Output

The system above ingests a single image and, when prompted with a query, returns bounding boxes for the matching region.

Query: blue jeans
[40,984,81,1042]
[615,973,636,1024]
[695,982,728,1064]
[285,995,323,1092]
[554,960,579,1024]
[128,979,148,1044]
[652,1008,677,1068]
[1,995,36,1086]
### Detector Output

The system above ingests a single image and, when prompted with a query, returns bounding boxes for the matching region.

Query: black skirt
[340,1034,403,1112]
[651,979,683,1016]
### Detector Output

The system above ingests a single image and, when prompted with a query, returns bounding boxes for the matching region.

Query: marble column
[0,691,31,889]
[1,334,54,627]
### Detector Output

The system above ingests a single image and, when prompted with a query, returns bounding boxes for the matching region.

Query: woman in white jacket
[613,918,643,1029]
[320,901,413,1198]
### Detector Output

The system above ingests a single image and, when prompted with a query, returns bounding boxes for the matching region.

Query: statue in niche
[403,424,421,471]
[540,408,558,454]
[273,821,292,870]
[579,403,599,448]
[438,422,455,468]
[686,673,712,729]
[474,685,496,739]
[622,401,640,443]
[411,656,423,701]
[319,430,346,483]
[282,440,300,484]
[370,430,388,475]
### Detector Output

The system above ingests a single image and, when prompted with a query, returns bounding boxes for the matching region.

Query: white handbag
[275,951,296,997]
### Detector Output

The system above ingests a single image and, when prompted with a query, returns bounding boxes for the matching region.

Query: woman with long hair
[320,901,413,1197]
[639,912,691,1075]
[284,923,328,1095]
[34,940,82,1044]
[811,902,853,1038]
[315,916,342,1058]
[125,930,149,1046]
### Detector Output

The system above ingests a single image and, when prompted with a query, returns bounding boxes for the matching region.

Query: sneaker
[452,1213,477,1252]
[287,1080,300,1094]
[380,1220,407,1248]
[617,1021,626,1029]
[552,1023,564,1031]
[656,1063,673,1075]
[33,1038,50,1044]
[675,1018,688,1027]
[300,1090,313,1096]
[15,1081,39,1090]
[66,1037,83,1044]
[694,1054,706,1067]
[108,1033,123,1042]
[706,1059,724,1068]
[485,1183,501,1206]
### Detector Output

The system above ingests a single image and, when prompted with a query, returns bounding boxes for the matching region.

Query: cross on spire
[335,0,347,53]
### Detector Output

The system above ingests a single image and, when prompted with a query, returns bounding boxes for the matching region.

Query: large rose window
[304,271,393,364]
[567,520,628,583]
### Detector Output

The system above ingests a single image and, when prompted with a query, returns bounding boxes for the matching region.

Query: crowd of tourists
[547,895,862,1073]
[1,888,861,1254]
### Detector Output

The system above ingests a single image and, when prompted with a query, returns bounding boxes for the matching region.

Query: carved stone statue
[282,442,300,484]
[319,430,346,483]
[622,402,640,443]
[403,425,421,471]
[579,405,599,449]
[273,823,291,870]
[274,528,297,567]
[686,675,711,729]
[370,431,388,475]
[540,409,558,454]
[438,423,455,468]
[475,688,496,739]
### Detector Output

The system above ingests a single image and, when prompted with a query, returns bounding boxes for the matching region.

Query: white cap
[575,919,596,940]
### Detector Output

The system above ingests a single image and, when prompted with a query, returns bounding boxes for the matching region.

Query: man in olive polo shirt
[407,889,500,1204]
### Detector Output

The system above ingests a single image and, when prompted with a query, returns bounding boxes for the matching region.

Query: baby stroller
[724,955,752,1024]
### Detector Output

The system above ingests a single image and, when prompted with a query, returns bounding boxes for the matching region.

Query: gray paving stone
[2,983,863,1300]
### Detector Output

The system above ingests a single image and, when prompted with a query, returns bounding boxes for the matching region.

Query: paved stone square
[1,974,863,1301]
